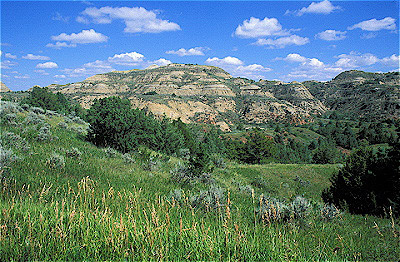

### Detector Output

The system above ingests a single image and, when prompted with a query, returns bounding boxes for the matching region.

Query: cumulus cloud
[334,52,400,69]
[54,75,67,78]
[1,60,18,69]
[205,56,244,66]
[234,17,289,38]
[348,17,396,31]
[380,54,400,67]
[316,30,347,41]
[254,35,309,48]
[205,56,271,79]
[22,54,50,60]
[148,58,172,66]
[52,12,70,23]
[51,29,108,44]
[14,75,30,79]
[286,0,341,16]
[5,53,17,59]
[335,52,379,68]
[83,60,113,69]
[108,51,145,66]
[46,42,77,49]
[166,47,206,56]
[280,53,308,63]
[36,62,58,69]
[77,6,181,33]
[34,69,50,75]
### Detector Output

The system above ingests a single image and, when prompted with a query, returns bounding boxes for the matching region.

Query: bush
[322,144,400,217]
[104,147,118,158]
[291,196,312,219]
[57,121,68,129]
[66,148,82,159]
[46,153,65,169]
[122,153,134,164]
[170,162,194,184]
[258,195,291,223]
[24,111,44,125]
[190,186,225,210]
[37,124,53,141]
[320,204,341,221]
[0,147,18,169]
[0,132,30,151]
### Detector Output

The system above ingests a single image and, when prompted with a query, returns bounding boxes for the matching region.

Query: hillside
[1,101,399,261]
[0,82,11,92]
[305,70,400,120]
[48,66,399,128]
[49,64,327,130]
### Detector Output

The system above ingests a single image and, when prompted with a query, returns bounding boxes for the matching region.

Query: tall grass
[0,103,399,261]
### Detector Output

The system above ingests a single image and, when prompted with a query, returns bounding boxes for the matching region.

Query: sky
[1,1,399,91]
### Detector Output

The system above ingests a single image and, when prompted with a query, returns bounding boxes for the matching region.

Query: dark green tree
[322,144,400,217]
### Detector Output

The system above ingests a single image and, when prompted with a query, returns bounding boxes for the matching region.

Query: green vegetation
[1,100,399,261]
[323,144,400,217]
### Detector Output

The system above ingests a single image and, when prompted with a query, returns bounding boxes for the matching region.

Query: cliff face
[0,82,11,92]
[48,64,399,130]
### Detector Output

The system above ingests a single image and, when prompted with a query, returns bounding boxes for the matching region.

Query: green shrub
[46,153,65,169]
[322,144,400,217]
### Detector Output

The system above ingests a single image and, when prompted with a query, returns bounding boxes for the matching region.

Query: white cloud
[52,12,70,23]
[54,75,67,78]
[360,33,377,39]
[36,62,58,69]
[286,0,341,16]
[234,17,288,38]
[83,60,113,69]
[35,69,50,75]
[236,64,272,72]
[51,29,108,44]
[380,54,400,67]
[335,52,379,68]
[282,53,308,63]
[348,17,396,31]
[0,50,2,56]
[5,53,17,59]
[78,6,181,33]
[22,54,50,60]
[316,30,346,41]
[108,52,145,65]
[166,47,206,56]
[149,58,172,66]
[206,56,244,66]
[254,35,309,48]
[14,75,30,79]
[1,60,17,69]
[46,42,77,49]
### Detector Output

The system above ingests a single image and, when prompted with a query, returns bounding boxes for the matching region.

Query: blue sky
[1,1,399,91]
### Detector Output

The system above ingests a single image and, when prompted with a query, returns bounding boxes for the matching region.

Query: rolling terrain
[46,65,399,130]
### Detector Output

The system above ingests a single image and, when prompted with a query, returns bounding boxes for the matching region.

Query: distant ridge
[48,64,400,129]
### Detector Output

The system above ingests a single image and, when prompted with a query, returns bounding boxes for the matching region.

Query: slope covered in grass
[1,101,399,261]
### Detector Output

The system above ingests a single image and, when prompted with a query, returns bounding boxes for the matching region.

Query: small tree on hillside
[322,143,400,217]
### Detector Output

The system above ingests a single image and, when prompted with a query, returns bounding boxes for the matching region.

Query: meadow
[1,101,399,261]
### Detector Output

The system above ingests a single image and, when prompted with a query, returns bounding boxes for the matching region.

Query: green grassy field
[1,104,399,261]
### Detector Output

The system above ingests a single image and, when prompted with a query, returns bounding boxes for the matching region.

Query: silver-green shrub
[37,124,53,141]
[24,111,44,125]
[258,195,291,223]
[0,132,30,151]
[47,153,65,169]
[191,186,225,210]
[291,196,312,219]
[320,203,341,220]
[0,147,18,169]
[66,147,82,159]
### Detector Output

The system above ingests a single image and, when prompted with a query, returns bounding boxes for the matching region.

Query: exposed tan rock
[0,82,11,92]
